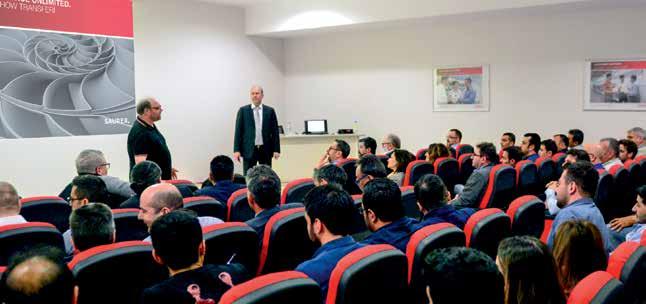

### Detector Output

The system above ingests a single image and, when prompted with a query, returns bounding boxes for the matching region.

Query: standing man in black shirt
[233,85,281,175]
[128,98,177,180]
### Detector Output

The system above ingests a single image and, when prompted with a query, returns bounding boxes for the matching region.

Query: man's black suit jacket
[234,104,280,159]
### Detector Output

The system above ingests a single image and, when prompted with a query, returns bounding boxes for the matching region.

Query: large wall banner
[584,59,646,111]
[0,0,135,138]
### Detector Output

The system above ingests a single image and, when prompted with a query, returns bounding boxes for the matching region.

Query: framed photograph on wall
[584,59,646,111]
[433,65,489,112]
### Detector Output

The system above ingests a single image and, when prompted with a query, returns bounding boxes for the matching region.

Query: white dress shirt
[0,214,27,226]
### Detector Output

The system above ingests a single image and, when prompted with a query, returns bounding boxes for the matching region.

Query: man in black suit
[234,85,281,175]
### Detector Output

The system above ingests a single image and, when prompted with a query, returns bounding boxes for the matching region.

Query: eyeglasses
[99,163,110,169]
[67,196,83,205]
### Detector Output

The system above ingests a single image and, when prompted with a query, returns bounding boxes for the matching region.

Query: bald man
[138,183,223,241]
[584,143,605,170]
[233,85,281,175]
[0,181,26,226]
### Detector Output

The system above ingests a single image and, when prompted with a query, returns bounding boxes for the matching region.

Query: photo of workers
[585,60,646,111]
[433,65,489,112]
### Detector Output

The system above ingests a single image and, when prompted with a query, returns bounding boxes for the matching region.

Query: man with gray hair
[58,149,134,208]
[627,127,646,156]
[0,181,26,226]
[381,134,401,157]
[599,138,623,171]
[70,203,115,253]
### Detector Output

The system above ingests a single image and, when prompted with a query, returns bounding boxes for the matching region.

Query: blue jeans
[607,225,636,250]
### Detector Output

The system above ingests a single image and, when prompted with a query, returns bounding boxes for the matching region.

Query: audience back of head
[130,161,162,195]
[247,174,280,210]
[303,184,356,240]
[246,164,280,185]
[70,175,108,209]
[70,203,115,252]
[362,178,404,224]
[314,164,347,186]
[150,210,203,271]
[414,174,448,211]
[426,143,450,163]
[568,129,584,147]
[75,149,107,175]
[476,142,499,165]
[210,155,235,182]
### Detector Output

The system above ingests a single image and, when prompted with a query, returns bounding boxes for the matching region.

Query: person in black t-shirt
[128,98,177,180]
[142,210,247,304]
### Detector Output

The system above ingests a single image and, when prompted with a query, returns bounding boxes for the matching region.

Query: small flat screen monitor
[305,120,327,134]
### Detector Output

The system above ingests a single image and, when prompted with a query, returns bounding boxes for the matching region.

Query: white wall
[2,0,284,196]
[282,5,646,154]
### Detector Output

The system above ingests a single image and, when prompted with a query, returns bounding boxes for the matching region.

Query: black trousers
[243,145,272,175]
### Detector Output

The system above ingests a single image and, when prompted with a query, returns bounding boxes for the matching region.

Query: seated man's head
[500,132,515,150]
[130,161,162,195]
[568,129,584,147]
[76,149,110,176]
[138,183,183,230]
[618,139,637,162]
[246,164,280,186]
[210,155,235,183]
[583,143,603,164]
[501,146,522,167]
[313,164,347,187]
[381,134,401,153]
[246,175,280,214]
[633,185,646,225]
[446,129,462,147]
[358,137,377,157]
[563,149,590,167]
[414,174,450,214]
[326,139,350,163]
[627,127,645,147]
[303,184,355,244]
[553,134,569,151]
[0,181,20,218]
[70,203,115,252]
[423,247,503,304]
[521,133,541,156]
[70,175,108,210]
[150,210,205,273]
[539,139,558,158]
[599,138,619,163]
[356,154,387,190]
[555,161,598,208]
[361,178,403,232]
[473,142,498,168]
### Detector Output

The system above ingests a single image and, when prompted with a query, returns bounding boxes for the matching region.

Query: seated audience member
[381,133,401,157]
[500,132,516,151]
[296,184,363,301]
[138,183,223,239]
[552,220,607,297]
[553,134,569,154]
[386,149,415,186]
[143,211,246,304]
[313,164,348,187]
[359,178,419,251]
[520,133,541,162]
[63,175,109,256]
[599,138,623,170]
[446,129,462,150]
[422,247,504,304]
[194,155,245,203]
[69,203,115,253]
[355,154,388,191]
[539,139,558,159]
[450,142,498,209]
[563,148,590,163]
[425,143,450,165]
[1,246,74,304]
[245,174,281,238]
[584,143,605,170]
[608,185,646,248]
[568,129,584,150]
[627,126,646,156]
[496,236,565,304]
[546,161,610,252]
[316,139,350,169]
[245,164,280,184]
[120,161,161,209]
[500,146,523,167]
[618,139,637,162]
[0,182,26,226]
[415,174,474,229]
[357,136,377,157]
[59,149,134,206]
[544,149,591,215]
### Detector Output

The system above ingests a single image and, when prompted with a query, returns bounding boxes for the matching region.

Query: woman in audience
[119,161,161,209]
[426,143,450,165]
[552,220,608,297]
[496,236,565,304]
[386,149,415,186]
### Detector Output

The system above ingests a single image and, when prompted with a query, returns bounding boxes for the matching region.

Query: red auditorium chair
[227,189,254,222]
[515,160,540,196]
[609,164,635,220]
[606,242,646,303]
[256,208,317,275]
[454,144,474,159]
[336,158,361,195]
[506,195,545,238]
[464,208,511,258]
[642,232,646,246]
[183,196,227,220]
[163,179,198,197]
[415,148,427,160]
[552,152,567,177]
[19,196,71,232]
[478,164,516,210]
[68,241,167,304]
[112,209,148,242]
[326,244,408,304]
[568,271,625,304]
[400,186,422,220]
[636,155,646,185]
[458,153,475,184]
[536,156,558,186]
[0,266,4,276]
[623,160,641,190]
[434,157,460,195]
[280,178,315,205]
[406,223,465,303]
[203,222,259,274]
[220,271,320,304]
[595,169,615,222]
[0,222,63,265]
[402,160,434,187]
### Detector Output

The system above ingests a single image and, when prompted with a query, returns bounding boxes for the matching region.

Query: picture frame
[433,65,490,112]
[583,59,646,111]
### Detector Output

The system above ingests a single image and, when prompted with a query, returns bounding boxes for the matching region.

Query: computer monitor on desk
[304,120,327,134]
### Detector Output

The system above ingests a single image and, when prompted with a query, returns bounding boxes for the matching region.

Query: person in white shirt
[447,81,461,104]
[0,182,27,226]
[617,75,629,102]
[436,76,449,104]
[627,127,646,156]
[599,138,623,171]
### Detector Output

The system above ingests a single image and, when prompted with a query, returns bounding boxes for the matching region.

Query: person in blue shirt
[546,161,611,252]
[295,184,363,302]
[194,155,245,203]
[521,133,541,162]
[607,185,646,249]
[359,178,419,252]
[415,174,475,229]
[244,173,281,240]
[459,77,477,104]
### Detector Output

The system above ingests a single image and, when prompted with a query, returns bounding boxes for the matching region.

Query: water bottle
[353,120,359,135]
